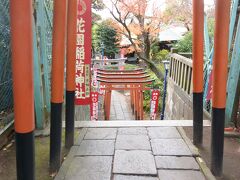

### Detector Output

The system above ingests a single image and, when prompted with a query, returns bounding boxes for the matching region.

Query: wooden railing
[169,53,193,95]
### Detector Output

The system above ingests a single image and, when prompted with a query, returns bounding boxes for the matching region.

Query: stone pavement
[109,90,134,120]
[55,125,211,180]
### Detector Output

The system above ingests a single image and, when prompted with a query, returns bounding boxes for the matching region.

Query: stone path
[109,90,134,120]
[55,126,209,180]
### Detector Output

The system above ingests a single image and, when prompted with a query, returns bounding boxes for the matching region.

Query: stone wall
[165,78,210,120]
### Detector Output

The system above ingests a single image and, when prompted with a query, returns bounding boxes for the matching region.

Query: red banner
[75,0,92,105]
[90,92,99,120]
[150,90,160,120]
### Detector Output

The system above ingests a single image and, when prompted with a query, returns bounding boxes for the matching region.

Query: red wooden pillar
[137,89,141,120]
[104,89,108,120]
[65,0,77,149]
[104,89,112,120]
[132,86,136,115]
[138,89,141,120]
[140,90,144,120]
[192,0,204,145]
[130,85,134,110]
[133,89,136,119]
[211,0,231,176]
[107,90,112,120]
[50,0,68,173]
[135,89,139,120]
[10,1,35,179]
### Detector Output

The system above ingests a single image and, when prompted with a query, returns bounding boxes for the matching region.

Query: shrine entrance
[97,68,154,120]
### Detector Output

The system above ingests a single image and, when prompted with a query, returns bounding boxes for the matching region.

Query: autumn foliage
[107,0,164,79]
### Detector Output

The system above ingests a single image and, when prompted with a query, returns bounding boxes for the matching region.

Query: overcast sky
[96,0,215,20]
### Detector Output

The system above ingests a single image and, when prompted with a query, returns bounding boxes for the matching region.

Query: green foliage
[155,50,169,62]
[104,64,137,71]
[143,65,164,113]
[150,42,169,62]
[174,18,215,53]
[92,20,119,58]
[207,18,215,45]
[150,41,160,55]
[124,64,137,70]
[174,31,192,53]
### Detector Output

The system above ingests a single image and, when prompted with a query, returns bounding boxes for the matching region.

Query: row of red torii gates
[97,68,154,120]
[10,0,230,179]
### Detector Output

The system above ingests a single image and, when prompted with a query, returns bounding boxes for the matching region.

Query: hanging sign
[75,0,92,105]
[99,85,105,95]
[92,67,98,89]
[90,92,99,120]
[150,89,160,120]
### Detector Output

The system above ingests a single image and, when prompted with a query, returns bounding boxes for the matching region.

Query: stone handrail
[92,58,127,63]
[92,58,127,68]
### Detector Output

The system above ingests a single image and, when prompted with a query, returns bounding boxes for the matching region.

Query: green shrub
[124,64,137,70]
[174,31,192,53]
[151,45,169,63]
[154,49,169,62]
[175,19,214,53]
[150,40,169,63]
[143,65,164,114]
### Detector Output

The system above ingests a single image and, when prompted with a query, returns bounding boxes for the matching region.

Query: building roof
[159,26,188,41]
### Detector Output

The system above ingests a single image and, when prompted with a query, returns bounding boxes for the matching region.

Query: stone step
[55,126,213,180]
[62,120,211,128]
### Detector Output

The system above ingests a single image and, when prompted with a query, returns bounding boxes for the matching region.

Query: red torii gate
[97,69,146,76]
[97,69,154,120]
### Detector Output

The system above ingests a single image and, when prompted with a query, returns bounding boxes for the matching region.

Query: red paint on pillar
[192,0,204,93]
[66,0,77,91]
[212,0,231,108]
[10,0,34,133]
[51,0,68,103]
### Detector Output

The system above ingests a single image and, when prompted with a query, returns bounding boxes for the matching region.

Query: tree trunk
[143,32,151,60]
[147,59,164,80]
[136,52,164,80]
[141,33,162,80]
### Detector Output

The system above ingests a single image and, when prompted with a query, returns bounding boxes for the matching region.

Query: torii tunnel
[10,0,230,179]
